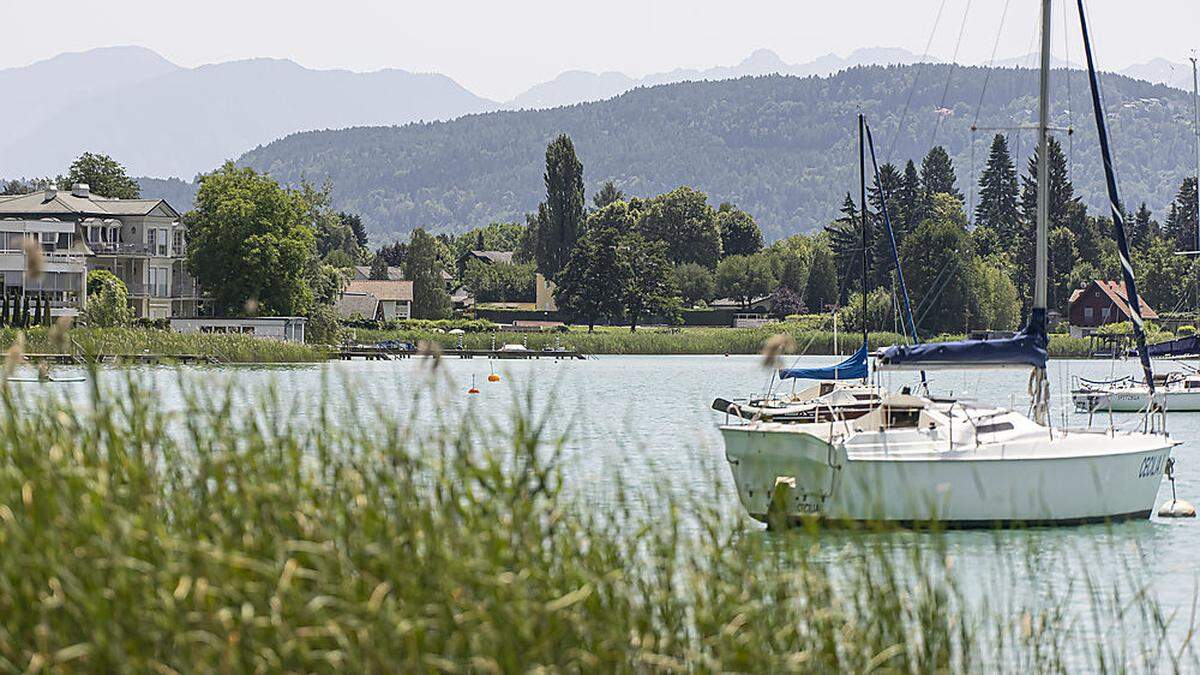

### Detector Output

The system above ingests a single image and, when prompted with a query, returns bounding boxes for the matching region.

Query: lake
[17,353,1200,648]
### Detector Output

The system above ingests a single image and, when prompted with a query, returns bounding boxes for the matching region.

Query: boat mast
[1193,55,1199,250]
[858,112,868,352]
[1029,0,1052,424]
[1076,0,1156,396]
[1034,0,1051,315]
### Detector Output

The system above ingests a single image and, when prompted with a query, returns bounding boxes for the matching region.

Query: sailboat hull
[1073,388,1200,413]
[721,424,1172,526]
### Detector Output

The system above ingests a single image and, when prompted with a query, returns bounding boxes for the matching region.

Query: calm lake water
[18,354,1200,649]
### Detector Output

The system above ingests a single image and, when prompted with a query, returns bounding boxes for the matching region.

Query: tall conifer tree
[973,134,1020,258]
[531,134,585,278]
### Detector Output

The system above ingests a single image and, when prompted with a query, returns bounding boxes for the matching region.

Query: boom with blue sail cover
[877,308,1048,371]
[779,343,869,380]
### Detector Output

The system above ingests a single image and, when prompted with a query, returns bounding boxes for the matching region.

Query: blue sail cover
[876,309,1048,371]
[1147,336,1200,358]
[779,343,868,380]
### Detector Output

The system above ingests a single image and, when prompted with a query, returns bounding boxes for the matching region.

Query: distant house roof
[1068,280,1159,320]
[345,279,414,302]
[351,265,404,281]
[334,291,380,320]
[710,295,774,310]
[465,250,514,265]
[0,188,180,219]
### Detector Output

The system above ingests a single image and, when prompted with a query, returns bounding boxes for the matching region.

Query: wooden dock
[334,347,585,361]
[22,353,221,365]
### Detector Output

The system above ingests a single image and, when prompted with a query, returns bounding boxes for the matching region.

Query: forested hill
[238,64,1196,242]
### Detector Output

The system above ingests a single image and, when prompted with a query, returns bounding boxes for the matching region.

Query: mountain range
[2,45,1194,184]
[239,64,1197,243]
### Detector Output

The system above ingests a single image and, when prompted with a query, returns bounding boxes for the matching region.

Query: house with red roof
[1067,280,1158,337]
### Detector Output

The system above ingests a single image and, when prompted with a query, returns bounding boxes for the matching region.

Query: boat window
[885,407,922,428]
[852,393,876,400]
[1187,381,1200,389]
[819,383,834,396]
[976,422,1015,434]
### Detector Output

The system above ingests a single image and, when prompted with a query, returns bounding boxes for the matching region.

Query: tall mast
[858,113,868,349]
[1034,0,1051,313]
[1076,0,1155,396]
[1193,55,1199,249]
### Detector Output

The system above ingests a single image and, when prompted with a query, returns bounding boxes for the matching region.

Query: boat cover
[1147,335,1200,358]
[876,309,1048,371]
[779,342,868,380]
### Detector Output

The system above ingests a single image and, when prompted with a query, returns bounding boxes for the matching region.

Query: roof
[1068,280,1159,320]
[345,279,413,302]
[466,250,514,265]
[334,291,380,319]
[0,189,180,219]
[351,265,404,281]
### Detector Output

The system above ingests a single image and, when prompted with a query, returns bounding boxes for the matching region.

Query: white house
[169,316,307,342]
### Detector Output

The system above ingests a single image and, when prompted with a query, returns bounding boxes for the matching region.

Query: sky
[1,0,1197,101]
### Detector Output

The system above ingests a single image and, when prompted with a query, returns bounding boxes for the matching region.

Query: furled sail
[779,342,869,380]
[876,309,1048,371]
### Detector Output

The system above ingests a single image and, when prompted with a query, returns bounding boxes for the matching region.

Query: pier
[334,346,585,361]
[22,353,222,365]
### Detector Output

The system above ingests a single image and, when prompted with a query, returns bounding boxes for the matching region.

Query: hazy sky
[2,0,1196,100]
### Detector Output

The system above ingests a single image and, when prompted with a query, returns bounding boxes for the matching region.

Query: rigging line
[972,0,1014,128]
[968,0,1014,220]
[1062,0,1076,181]
[929,0,975,150]
[885,0,949,164]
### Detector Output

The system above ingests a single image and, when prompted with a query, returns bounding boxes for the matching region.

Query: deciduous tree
[405,228,452,319]
[60,152,140,199]
[184,163,317,316]
[636,186,722,268]
[716,203,762,257]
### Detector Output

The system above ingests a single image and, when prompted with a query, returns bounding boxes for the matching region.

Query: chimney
[43,188,57,201]
[71,183,90,198]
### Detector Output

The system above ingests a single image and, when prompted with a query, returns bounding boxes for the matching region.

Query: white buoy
[1158,499,1197,518]
[1157,458,1194,517]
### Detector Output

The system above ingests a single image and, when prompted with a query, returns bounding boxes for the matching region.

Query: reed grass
[0,369,1189,672]
[0,327,327,363]
[351,324,1101,357]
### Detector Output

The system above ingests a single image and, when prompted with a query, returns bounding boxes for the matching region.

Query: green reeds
[0,327,327,363]
[0,367,1190,671]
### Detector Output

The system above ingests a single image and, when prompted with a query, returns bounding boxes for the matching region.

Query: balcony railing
[124,281,171,298]
[88,241,173,257]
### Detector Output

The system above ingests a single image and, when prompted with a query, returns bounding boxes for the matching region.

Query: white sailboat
[1073,369,1200,412]
[717,0,1178,526]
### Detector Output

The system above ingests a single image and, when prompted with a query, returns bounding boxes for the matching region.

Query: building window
[1084,307,1094,321]
[1101,307,1111,320]
[39,231,56,253]
[148,267,170,297]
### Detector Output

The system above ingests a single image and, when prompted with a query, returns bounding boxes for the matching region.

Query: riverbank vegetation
[0,327,327,363]
[349,322,1107,357]
[0,374,1188,671]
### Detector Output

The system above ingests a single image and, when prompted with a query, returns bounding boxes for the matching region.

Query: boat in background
[1073,368,1200,412]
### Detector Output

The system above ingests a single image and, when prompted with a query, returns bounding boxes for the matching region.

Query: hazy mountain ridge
[238,64,1198,243]
[505,47,938,110]
[0,48,496,179]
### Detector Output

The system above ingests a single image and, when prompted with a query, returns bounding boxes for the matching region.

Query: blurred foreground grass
[0,368,1190,672]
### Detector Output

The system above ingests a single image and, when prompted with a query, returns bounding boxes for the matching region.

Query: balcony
[88,241,173,257]
[124,281,171,298]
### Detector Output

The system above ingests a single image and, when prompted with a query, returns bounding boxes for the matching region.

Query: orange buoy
[488,373,501,383]
[468,387,480,394]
